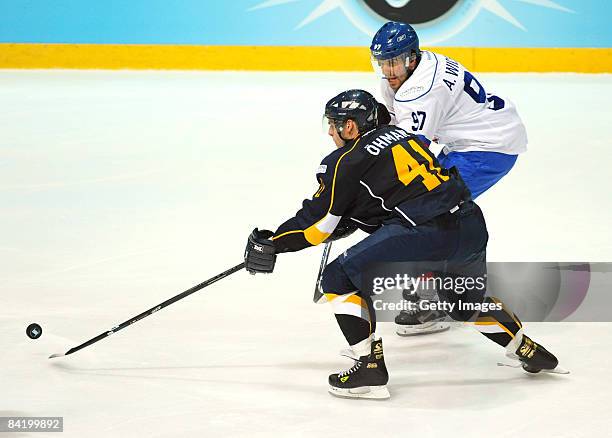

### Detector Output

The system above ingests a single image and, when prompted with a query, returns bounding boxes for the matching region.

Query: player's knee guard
[320,258,356,297]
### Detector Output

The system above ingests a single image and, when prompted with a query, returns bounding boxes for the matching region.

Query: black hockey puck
[26,323,42,339]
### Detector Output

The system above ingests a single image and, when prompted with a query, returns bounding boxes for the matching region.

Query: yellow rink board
[1,44,611,73]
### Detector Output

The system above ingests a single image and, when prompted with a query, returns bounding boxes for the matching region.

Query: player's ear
[408,52,418,69]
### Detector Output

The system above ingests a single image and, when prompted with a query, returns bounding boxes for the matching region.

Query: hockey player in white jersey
[370,21,528,336]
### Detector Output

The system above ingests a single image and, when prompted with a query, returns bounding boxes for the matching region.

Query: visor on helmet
[371,52,410,80]
[322,115,346,135]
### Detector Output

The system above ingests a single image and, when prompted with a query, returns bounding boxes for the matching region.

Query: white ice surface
[1,70,612,437]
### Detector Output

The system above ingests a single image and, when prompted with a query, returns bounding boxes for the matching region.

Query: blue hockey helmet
[324,89,379,135]
[370,21,420,61]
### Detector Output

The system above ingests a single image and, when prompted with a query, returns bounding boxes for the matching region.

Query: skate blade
[497,362,570,375]
[328,385,390,400]
[396,322,450,337]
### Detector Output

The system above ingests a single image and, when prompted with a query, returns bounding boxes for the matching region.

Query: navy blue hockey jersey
[272,125,470,253]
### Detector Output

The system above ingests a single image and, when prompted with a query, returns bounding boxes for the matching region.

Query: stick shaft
[53,262,245,358]
[312,242,332,303]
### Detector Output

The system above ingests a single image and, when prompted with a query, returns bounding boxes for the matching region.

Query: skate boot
[395,290,450,336]
[395,307,450,336]
[396,289,450,336]
[513,335,559,373]
[328,338,390,399]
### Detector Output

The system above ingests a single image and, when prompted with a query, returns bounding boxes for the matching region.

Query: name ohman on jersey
[364,128,410,155]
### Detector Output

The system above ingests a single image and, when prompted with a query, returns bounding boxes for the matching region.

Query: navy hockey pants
[321,201,489,323]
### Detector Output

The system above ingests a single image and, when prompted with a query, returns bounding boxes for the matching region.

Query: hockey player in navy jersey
[370,22,528,335]
[244,90,561,399]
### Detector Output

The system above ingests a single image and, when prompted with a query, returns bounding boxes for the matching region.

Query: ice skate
[328,338,390,399]
[395,305,450,336]
[502,334,568,374]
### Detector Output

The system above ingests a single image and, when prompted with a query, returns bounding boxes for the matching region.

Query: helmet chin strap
[338,126,361,146]
[335,120,348,143]
[334,118,363,144]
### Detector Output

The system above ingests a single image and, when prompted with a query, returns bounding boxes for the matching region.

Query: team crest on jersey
[397,85,425,99]
[396,85,425,99]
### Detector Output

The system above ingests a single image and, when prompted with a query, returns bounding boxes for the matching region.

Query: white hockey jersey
[380,51,527,155]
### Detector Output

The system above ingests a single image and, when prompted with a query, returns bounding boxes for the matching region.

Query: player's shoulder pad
[394,51,440,103]
[317,147,348,174]
[359,125,412,156]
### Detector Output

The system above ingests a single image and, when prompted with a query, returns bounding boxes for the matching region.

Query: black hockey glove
[327,220,358,242]
[244,228,277,274]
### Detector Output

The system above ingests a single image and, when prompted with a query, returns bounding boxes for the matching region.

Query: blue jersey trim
[394,51,438,103]
[415,134,431,147]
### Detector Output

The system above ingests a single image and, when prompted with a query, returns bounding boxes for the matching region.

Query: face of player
[328,120,347,148]
[328,119,359,148]
[381,60,408,91]
[377,54,416,92]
